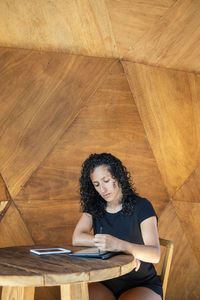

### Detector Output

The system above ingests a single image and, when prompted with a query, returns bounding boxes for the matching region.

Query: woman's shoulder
[134,195,151,206]
[134,195,157,222]
[134,195,155,213]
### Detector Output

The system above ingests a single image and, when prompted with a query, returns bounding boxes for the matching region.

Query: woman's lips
[103,193,111,198]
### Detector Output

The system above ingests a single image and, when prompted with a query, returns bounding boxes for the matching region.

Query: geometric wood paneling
[158,202,200,300]
[102,0,175,58]
[173,164,200,203]
[0,1,200,73]
[124,0,200,73]
[0,45,199,300]
[15,60,169,225]
[172,201,200,264]
[0,0,118,58]
[0,202,33,247]
[14,59,170,250]
[123,62,200,197]
[15,200,81,245]
[0,48,114,199]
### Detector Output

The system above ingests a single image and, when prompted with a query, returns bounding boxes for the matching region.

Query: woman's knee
[88,282,116,300]
[118,287,162,300]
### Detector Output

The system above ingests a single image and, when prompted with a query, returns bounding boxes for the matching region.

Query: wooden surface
[123,61,200,197]
[158,203,200,299]
[0,203,33,248]
[0,175,11,222]
[173,164,200,203]
[14,58,169,246]
[0,46,200,300]
[1,286,35,300]
[0,0,200,72]
[172,201,200,264]
[124,0,200,73]
[0,48,113,199]
[0,245,135,286]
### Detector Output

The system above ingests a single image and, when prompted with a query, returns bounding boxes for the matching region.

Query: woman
[72,153,162,300]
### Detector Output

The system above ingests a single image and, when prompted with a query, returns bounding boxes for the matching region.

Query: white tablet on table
[30,248,71,255]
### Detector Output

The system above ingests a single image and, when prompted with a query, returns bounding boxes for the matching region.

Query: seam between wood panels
[120,60,170,201]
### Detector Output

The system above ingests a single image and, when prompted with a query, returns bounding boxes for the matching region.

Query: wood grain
[125,0,200,73]
[1,286,34,300]
[0,0,118,58]
[14,60,169,251]
[0,201,8,216]
[15,60,169,218]
[60,283,88,300]
[35,287,60,300]
[172,201,200,264]
[0,245,135,285]
[0,174,11,223]
[0,202,33,248]
[106,0,175,58]
[123,61,200,197]
[15,199,81,245]
[158,202,200,300]
[0,174,11,201]
[0,48,114,199]
[0,0,200,72]
[173,164,200,203]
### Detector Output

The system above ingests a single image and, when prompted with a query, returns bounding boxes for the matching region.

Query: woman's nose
[100,184,106,193]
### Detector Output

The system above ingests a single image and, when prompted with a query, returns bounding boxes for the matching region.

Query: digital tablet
[30,248,71,255]
[68,247,119,260]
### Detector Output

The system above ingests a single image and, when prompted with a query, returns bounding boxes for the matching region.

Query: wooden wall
[0,1,200,299]
[0,47,200,299]
[0,0,200,73]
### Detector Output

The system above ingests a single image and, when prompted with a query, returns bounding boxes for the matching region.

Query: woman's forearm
[72,232,95,247]
[120,240,160,263]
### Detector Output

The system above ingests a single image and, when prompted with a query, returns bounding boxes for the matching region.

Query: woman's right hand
[134,259,141,271]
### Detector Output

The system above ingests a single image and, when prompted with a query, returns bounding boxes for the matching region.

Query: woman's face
[90,165,123,205]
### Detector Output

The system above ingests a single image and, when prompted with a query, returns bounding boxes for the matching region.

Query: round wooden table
[0,246,136,300]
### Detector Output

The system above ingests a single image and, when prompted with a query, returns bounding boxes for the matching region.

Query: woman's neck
[106,202,122,213]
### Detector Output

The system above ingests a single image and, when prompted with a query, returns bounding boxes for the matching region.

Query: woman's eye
[104,180,110,183]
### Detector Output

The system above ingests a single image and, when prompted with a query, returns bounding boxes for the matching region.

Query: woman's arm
[72,212,95,247]
[94,216,160,263]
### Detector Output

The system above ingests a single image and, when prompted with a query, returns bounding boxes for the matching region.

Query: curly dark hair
[79,153,137,218]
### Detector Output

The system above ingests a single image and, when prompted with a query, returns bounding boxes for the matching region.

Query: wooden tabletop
[0,245,136,287]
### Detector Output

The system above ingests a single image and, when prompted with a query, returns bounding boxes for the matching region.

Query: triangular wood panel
[158,202,200,300]
[0,202,33,247]
[172,201,200,264]
[123,61,200,197]
[106,0,175,58]
[14,199,81,245]
[0,0,118,58]
[15,60,169,244]
[0,48,114,199]
[124,0,200,73]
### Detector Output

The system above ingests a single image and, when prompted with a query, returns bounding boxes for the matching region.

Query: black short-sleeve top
[92,196,157,245]
[92,196,159,284]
